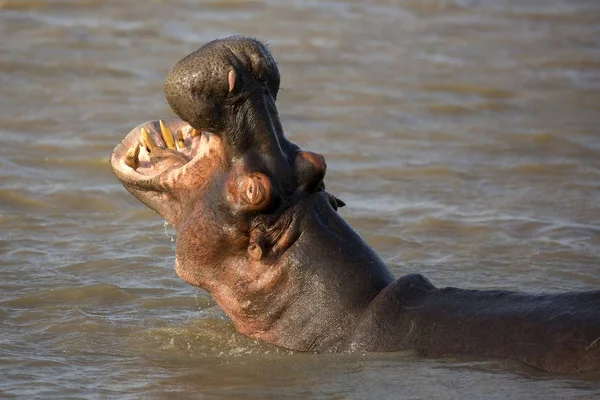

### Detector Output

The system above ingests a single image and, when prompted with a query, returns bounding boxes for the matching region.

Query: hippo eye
[242,173,271,211]
[226,171,272,213]
[246,182,260,204]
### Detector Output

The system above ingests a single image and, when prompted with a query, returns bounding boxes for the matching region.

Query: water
[1,0,599,398]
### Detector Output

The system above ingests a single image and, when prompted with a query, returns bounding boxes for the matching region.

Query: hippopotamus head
[110,36,392,349]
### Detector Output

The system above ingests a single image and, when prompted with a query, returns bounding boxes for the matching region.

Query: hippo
[110,36,600,373]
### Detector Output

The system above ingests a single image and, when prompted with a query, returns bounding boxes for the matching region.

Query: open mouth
[110,119,216,180]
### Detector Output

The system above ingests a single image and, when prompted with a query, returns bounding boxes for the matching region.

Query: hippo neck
[253,191,395,351]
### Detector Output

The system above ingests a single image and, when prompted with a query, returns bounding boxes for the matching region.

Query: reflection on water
[1,0,599,398]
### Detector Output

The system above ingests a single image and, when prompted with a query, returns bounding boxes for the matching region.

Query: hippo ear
[293,151,327,193]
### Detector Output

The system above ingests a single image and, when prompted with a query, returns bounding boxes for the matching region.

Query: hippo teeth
[140,126,156,153]
[159,119,176,149]
[120,121,212,175]
[176,130,185,148]
[124,143,141,170]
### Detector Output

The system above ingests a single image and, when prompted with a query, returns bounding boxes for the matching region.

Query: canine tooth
[190,128,200,138]
[140,127,155,152]
[176,129,185,148]
[125,143,140,170]
[159,119,175,149]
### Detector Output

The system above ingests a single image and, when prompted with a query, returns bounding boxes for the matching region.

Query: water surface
[1,0,599,398]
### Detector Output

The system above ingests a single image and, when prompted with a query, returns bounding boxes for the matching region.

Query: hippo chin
[110,36,600,373]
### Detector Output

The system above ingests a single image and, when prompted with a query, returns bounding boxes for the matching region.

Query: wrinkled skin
[111,36,600,373]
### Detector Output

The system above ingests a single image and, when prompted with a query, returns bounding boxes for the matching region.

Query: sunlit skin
[110,36,600,373]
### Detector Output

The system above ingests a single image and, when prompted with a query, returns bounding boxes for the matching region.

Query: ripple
[2,284,136,308]
[0,59,139,80]
[418,82,517,99]
[144,312,287,359]
[0,189,53,213]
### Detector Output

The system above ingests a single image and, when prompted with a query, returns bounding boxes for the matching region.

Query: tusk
[140,127,156,152]
[159,119,176,149]
[124,143,140,170]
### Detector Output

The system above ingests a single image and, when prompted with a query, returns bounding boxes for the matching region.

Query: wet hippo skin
[110,36,600,373]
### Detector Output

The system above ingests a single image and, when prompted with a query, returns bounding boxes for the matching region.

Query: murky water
[1,0,599,398]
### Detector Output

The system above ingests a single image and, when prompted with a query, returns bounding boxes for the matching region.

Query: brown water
[1,0,600,398]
